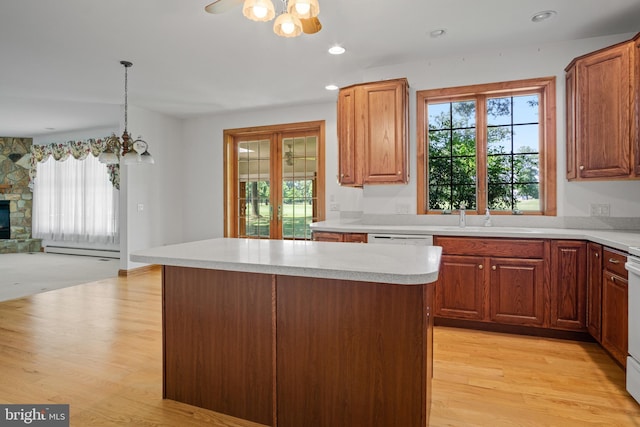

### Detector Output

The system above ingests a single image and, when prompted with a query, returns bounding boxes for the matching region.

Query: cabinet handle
[492,265,497,270]
[611,276,616,283]
[397,171,401,174]
[579,165,584,170]
[594,252,599,258]
[608,258,620,264]
[478,264,483,269]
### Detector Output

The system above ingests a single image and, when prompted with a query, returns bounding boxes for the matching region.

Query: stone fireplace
[0,137,41,253]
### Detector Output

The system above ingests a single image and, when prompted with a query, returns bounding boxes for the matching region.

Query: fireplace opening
[0,200,9,239]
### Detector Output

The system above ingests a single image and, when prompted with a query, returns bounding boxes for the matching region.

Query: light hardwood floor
[0,268,638,426]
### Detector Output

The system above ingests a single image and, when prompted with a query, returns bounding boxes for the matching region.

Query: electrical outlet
[329,203,340,211]
[589,203,611,217]
[395,203,410,214]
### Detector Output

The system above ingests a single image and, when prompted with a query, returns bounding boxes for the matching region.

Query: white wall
[358,32,640,218]
[120,106,184,270]
[181,102,364,242]
[180,33,640,240]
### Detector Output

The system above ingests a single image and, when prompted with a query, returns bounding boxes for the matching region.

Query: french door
[224,121,325,240]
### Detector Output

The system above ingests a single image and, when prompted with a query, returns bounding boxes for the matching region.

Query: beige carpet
[0,252,120,302]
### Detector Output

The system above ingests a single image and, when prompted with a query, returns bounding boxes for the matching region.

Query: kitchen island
[131,238,441,427]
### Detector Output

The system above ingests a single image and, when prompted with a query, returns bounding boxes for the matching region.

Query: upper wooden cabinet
[337,78,409,186]
[565,34,639,180]
[635,33,640,176]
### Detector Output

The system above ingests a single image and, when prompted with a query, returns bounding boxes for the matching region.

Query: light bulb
[295,3,310,15]
[282,20,295,34]
[253,5,267,18]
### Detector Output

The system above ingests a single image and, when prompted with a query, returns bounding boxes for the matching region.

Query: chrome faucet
[459,202,466,228]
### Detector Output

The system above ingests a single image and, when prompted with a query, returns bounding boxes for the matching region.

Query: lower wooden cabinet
[435,255,485,320]
[434,237,547,328]
[312,231,367,243]
[586,242,603,341]
[601,248,629,367]
[434,237,589,332]
[490,257,545,327]
[550,241,587,330]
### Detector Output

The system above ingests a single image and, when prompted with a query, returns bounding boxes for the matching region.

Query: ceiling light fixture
[430,29,446,38]
[328,45,345,55]
[531,10,556,23]
[325,84,339,91]
[99,61,154,166]
[273,7,303,37]
[243,0,276,22]
[287,0,319,19]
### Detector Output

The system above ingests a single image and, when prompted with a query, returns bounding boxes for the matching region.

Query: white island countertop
[131,238,442,285]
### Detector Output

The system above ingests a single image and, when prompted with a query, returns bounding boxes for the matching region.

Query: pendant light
[287,0,319,19]
[98,61,154,166]
[273,0,302,38]
[243,0,276,22]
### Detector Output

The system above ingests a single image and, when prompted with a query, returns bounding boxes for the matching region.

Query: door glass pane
[237,139,270,238]
[282,135,317,240]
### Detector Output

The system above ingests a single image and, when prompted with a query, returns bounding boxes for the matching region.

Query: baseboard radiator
[44,246,120,259]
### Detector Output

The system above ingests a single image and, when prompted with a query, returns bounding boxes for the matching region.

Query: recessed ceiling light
[430,29,446,38]
[328,45,346,55]
[531,10,556,23]
[325,84,339,91]
[45,127,56,131]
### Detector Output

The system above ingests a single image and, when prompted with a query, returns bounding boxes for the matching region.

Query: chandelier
[99,61,154,165]
[244,0,320,38]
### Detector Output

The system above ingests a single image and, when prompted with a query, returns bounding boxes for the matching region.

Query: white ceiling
[1,0,639,138]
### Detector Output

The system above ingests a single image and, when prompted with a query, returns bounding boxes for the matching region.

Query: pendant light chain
[119,61,133,155]
[124,63,128,133]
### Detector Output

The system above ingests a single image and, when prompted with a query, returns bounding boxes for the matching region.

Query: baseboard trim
[434,317,594,342]
[118,264,161,277]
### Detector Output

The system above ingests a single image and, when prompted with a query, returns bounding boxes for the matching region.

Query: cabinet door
[435,255,485,320]
[343,233,367,243]
[489,258,545,326]
[565,66,577,180]
[550,241,587,330]
[576,43,632,178]
[362,79,408,184]
[337,87,361,186]
[586,242,603,341]
[312,231,344,242]
[601,272,628,367]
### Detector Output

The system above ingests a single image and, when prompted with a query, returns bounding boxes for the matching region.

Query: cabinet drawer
[434,237,545,258]
[603,248,628,278]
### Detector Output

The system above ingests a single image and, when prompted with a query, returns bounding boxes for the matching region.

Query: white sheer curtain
[33,155,119,244]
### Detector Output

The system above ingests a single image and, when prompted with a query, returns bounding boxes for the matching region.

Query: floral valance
[29,137,120,189]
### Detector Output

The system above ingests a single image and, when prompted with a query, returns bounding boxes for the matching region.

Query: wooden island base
[163,266,434,427]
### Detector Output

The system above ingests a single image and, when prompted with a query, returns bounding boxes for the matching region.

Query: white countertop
[310,220,640,253]
[131,238,442,285]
